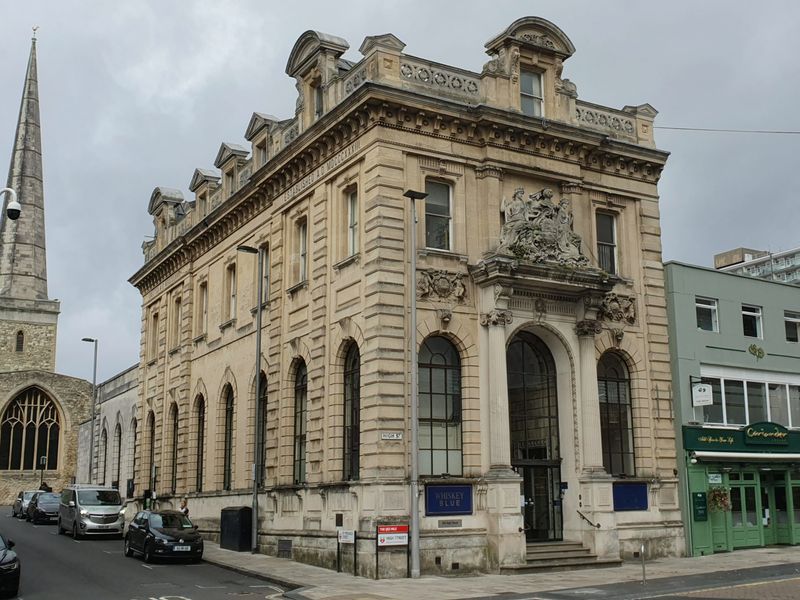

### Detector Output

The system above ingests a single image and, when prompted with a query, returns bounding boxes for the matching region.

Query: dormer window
[313,80,324,120]
[520,70,543,117]
[256,141,267,167]
[225,170,235,197]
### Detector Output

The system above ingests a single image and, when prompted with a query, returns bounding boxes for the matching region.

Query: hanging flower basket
[708,486,731,512]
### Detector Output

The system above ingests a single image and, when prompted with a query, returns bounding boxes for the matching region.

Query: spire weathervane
[32,26,39,39]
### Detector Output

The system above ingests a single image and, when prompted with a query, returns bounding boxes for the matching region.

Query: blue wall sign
[425,484,473,516]
[612,482,648,511]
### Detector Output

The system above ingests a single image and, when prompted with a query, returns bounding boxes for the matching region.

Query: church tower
[0,36,60,372]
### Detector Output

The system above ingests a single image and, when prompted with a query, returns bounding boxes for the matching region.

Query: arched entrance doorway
[507,331,562,542]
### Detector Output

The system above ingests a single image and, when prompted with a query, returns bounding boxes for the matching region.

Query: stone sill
[192,333,207,344]
[419,248,469,264]
[168,346,180,356]
[333,252,360,271]
[249,301,269,316]
[286,280,308,297]
[219,318,236,332]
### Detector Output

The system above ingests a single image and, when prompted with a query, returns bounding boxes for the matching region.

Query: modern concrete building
[714,246,800,286]
[129,17,682,576]
[0,36,91,504]
[665,262,800,557]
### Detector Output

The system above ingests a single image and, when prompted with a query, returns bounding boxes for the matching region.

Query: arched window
[293,361,307,484]
[195,396,205,492]
[130,418,138,493]
[343,344,360,480]
[0,387,60,470]
[418,336,462,476]
[15,331,24,353]
[256,373,268,486]
[597,352,635,476]
[113,423,122,489]
[223,385,234,491]
[146,411,155,490]
[99,428,108,485]
[169,404,179,493]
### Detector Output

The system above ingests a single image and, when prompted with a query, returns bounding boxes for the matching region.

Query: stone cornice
[131,82,667,295]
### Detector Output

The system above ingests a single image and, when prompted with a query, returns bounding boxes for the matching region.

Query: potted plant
[708,486,731,512]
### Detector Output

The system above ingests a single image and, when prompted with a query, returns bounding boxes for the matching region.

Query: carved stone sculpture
[599,293,636,324]
[575,319,602,337]
[417,269,467,303]
[480,310,513,327]
[497,187,589,267]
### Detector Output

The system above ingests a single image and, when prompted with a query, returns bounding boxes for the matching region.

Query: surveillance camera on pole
[1,188,21,221]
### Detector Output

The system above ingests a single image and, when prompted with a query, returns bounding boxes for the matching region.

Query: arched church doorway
[507,331,562,542]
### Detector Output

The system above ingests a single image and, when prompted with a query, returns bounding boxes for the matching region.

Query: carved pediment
[214,142,249,169]
[359,33,406,55]
[189,168,220,193]
[245,112,281,141]
[286,30,350,78]
[148,187,184,216]
[496,187,588,268]
[485,17,575,59]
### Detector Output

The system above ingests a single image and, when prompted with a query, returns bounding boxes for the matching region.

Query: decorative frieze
[574,102,636,141]
[575,319,602,337]
[480,310,513,327]
[598,292,636,324]
[475,165,503,180]
[417,269,467,303]
[400,59,480,100]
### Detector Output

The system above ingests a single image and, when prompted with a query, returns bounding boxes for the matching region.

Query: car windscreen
[38,493,60,503]
[23,492,35,500]
[77,490,122,506]
[0,535,6,550]
[150,513,193,530]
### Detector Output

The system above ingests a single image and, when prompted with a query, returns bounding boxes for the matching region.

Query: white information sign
[381,432,403,441]
[377,524,409,546]
[692,383,713,407]
[337,529,355,544]
[707,473,722,485]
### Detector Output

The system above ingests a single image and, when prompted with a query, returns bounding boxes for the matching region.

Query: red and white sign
[377,524,409,547]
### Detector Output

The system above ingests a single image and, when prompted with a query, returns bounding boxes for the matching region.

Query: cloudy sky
[1,1,797,383]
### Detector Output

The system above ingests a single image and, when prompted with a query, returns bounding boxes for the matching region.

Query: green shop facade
[665,262,800,556]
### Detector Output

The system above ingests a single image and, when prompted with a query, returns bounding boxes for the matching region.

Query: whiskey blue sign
[425,484,473,516]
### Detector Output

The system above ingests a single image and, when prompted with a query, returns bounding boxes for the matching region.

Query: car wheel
[72,523,80,540]
[143,542,154,564]
[123,536,134,557]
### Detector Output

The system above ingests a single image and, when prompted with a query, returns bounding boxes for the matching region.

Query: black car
[26,492,61,524]
[124,510,203,563]
[0,533,20,597]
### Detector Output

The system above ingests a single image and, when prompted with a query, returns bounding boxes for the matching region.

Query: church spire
[0,35,49,300]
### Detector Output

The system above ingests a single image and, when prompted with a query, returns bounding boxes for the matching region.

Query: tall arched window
[15,331,24,353]
[293,361,307,484]
[597,352,635,476]
[113,423,122,489]
[0,387,60,470]
[343,344,360,481]
[169,404,179,493]
[130,417,138,493]
[223,385,234,491]
[99,427,108,485]
[257,373,268,486]
[195,396,205,492]
[418,336,462,476]
[146,411,155,490]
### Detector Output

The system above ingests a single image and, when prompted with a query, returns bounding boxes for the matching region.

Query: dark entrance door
[507,331,562,542]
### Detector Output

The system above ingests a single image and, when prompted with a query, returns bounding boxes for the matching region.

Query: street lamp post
[1,187,22,222]
[82,337,98,484]
[403,189,427,579]
[39,455,46,488]
[237,244,265,554]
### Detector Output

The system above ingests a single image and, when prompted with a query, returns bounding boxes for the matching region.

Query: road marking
[141,564,153,570]
[195,584,226,589]
[104,550,121,554]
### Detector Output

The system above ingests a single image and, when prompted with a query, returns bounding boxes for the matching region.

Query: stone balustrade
[399,57,481,103]
[574,101,638,142]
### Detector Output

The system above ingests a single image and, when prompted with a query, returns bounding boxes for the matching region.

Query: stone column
[576,318,606,474]
[480,308,514,475]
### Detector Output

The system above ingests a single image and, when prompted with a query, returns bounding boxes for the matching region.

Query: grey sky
[1,0,798,382]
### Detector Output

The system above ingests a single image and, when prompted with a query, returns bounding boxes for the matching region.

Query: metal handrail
[576,509,601,529]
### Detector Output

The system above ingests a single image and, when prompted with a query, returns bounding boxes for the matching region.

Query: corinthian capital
[575,319,602,337]
[480,310,513,327]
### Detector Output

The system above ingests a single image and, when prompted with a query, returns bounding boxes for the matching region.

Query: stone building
[0,37,91,504]
[129,17,682,575]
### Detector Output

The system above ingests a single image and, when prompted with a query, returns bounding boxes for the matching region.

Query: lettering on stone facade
[287,141,360,199]
[575,319,601,337]
[497,188,588,267]
[598,292,636,324]
[480,310,513,327]
[417,269,467,303]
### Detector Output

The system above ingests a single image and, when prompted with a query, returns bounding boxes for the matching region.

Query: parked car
[0,532,20,597]
[124,510,203,563]
[11,491,37,519]
[58,485,125,539]
[26,491,61,524]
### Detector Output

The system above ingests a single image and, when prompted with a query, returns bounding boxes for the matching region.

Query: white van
[58,485,125,539]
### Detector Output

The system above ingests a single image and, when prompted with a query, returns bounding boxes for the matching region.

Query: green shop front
[684,423,800,555]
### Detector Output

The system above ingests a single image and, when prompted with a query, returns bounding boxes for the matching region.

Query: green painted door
[730,481,761,548]
[771,473,791,544]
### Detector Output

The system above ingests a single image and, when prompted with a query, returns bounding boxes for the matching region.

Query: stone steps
[501,541,622,574]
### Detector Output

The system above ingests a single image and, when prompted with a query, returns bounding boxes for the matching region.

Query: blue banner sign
[425,484,473,516]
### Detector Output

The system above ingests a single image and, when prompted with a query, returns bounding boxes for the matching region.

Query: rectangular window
[171,296,181,348]
[424,180,452,251]
[769,383,789,426]
[148,311,159,361]
[314,83,324,120]
[347,189,359,256]
[742,304,762,338]
[696,297,719,332]
[746,381,767,422]
[298,219,308,282]
[198,192,207,217]
[702,376,800,428]
[226,265,237,321]
[261,245,270,305]
[197,282,208,335]
[785,311,800,343]
[700,378,723,424]
[225,170,234,197]
[596,213,616,274]
[256,141,267,167]
[520,70,543,117]
[724,380,746,425]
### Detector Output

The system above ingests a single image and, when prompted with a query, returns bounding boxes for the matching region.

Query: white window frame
[520,70,544,117]
[347,189,358,256]
[226,264,237,320]
[785,310,800,343]
[198,281,208,335]
[298,220,308,282]
[424,180,453,252]
[171,295,182,348]
[741,304,762,338]
[261,246,270,305]
[695,297,719,332]
[595,212,617,274]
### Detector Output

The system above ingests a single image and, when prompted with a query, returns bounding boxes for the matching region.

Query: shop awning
[692,450,800,463]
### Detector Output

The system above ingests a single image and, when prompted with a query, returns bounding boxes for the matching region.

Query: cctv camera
[6,200,21,221]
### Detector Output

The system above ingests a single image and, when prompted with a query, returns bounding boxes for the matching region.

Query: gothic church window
[0,387,60,471]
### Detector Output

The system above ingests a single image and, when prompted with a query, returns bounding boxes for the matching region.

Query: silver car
[11,491,38,519]
[58,486,125,539]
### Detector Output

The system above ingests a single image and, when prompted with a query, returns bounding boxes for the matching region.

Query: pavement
[201,541,800,600]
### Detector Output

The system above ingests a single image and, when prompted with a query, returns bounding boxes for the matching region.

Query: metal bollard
[640,541,646,585]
